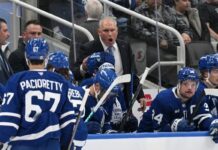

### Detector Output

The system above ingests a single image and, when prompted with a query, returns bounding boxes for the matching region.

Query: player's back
[0,70,73,147]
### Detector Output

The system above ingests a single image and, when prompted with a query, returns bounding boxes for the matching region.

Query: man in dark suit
[72,16,146,111]
[8,20,43,73]
[0,18,10,58]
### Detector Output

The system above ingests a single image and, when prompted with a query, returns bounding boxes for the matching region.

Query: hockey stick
[187,90,205,124]
[85,74,131,123]
[119,67,150,132]
[68,88,90,150]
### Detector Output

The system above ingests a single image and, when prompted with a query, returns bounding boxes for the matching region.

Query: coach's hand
[138,98,146,112]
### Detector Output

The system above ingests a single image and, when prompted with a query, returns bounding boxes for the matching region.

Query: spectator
[0,38,82,149]
[8,20,43,73]
[132,0,192,54]
[198,0,218,49]
[131,0,193,87]
[72,16,146,111]
[173,0,210,41]
[0,17,10,58]
[69,0,103,65]
[138,67,218,143]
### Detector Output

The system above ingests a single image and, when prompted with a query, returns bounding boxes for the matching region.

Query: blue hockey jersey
[61,83,88,150]
[138,87,214,132]
[85,94,114,132]
[0,70,82,147]
[198,82,218,117]
[81,78,127,133]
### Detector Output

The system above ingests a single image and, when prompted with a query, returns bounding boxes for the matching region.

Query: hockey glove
[171,118,196,132]
[86,121,101,134]
[209,119,218,143]
[122,113,138,133]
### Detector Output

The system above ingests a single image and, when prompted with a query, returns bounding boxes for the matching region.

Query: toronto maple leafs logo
[33,46,39,53]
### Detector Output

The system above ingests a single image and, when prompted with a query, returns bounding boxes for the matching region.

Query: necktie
[107,46,114,56]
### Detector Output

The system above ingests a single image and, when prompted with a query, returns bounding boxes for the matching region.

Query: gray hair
[99,16,117,28]
[85,0,103,19]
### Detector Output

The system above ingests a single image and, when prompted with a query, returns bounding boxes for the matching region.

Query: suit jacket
[8,38,29,73]
[72,38,144,108]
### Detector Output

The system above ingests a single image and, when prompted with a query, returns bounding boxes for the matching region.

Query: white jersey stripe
[0,122,19,130]
[60,111,75,119]
[10,124,60,141]
[60,119,76,129]
[0,112,21,118]
[74,139,86,147]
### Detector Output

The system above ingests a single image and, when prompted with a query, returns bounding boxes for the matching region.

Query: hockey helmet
[178,67,199,82]
[207,54,218,71]
[94,68,120,93]
[25,38,48,60]
[198,55,212,71]
[48,51,69,69]
[87,52,115,74]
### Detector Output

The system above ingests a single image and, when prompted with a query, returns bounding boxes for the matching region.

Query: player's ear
[95,83,101,92]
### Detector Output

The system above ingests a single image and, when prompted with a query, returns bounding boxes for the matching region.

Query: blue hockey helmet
[87,52,115,74]
[94,68,120,93]
[25,38,49,60]
[178,67,199,82]
[207,54,218,71]
[48,51,69,69]
[198,55,211,71]
[98,62,115,71]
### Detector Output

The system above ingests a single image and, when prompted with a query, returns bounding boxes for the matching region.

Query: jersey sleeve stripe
[60,119,76,129]
[0,112,21,118]
[60,111,75,119]
[0,122,19,130]
[73,139,86,147]
[193,113,212,120]
[194,114,213,125]
[10,124,60,141]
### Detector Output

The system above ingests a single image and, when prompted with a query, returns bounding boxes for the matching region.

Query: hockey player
[0,38,80,149]
[138,67,218,143]
[198,54,218,117]
[82,67,122,133]
[47,50,87,150]
[198,54,212,81]
[84,52,138,133]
